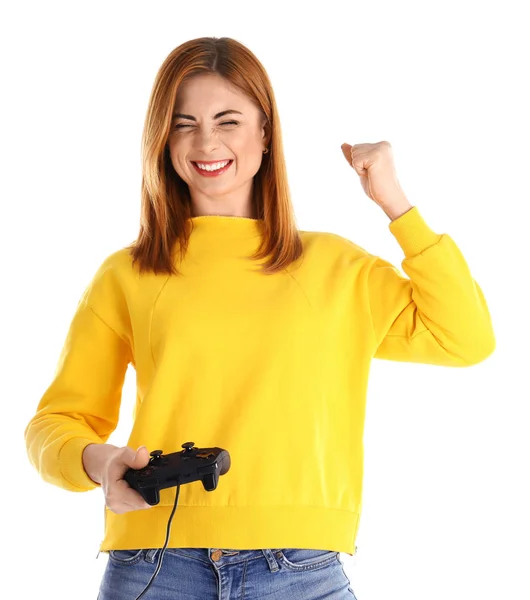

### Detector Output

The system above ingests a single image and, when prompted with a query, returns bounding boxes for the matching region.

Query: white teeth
[196,160,230,171]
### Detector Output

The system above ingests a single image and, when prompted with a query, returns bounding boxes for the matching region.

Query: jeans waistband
[144,548,283,571]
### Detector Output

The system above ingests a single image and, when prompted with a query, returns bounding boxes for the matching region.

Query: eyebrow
[172,109,243,122]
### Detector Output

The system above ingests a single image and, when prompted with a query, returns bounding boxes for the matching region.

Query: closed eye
[174,121,239,130]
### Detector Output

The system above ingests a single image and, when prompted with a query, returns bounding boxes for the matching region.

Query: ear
[260,114,271,146]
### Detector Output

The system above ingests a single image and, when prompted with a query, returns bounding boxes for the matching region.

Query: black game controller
[124,442,231,506]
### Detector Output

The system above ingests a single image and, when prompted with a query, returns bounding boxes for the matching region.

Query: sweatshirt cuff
[388,206,443,258]
[58,437,103,491]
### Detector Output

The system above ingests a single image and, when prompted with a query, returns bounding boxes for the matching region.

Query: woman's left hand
[341,141,413,221]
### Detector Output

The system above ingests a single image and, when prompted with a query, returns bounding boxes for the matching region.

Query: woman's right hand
[83,443,153,513]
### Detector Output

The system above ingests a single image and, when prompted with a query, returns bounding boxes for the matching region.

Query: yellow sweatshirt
[24,206,495,557]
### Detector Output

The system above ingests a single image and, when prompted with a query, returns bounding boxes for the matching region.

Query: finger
[121,498,152,511]
[107,487,151,511]
[123,446,150,470]
[108,502,146,515]
[107,494,151,512]
[114,446,137,469]
[352,163,367,177]
[342,143,368,169]
[134,446,151,467]
[340,144,354,165]
[115,478,152,509]
[106,451,145,493]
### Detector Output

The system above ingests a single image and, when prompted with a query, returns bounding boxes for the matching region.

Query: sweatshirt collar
[187,215,263,240]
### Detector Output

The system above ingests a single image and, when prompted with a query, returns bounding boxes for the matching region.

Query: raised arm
[367,207,495,366]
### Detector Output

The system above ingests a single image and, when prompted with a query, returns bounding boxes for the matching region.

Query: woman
[24,36,495,600]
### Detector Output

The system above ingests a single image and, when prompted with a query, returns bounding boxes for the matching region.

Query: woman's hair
[125,36,303,276]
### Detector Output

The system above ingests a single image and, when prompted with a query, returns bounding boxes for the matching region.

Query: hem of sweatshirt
[388,205,443,257]
[58,437,103,491]
[98,504,361,557]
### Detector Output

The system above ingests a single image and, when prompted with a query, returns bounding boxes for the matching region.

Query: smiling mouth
[192,160,234,174]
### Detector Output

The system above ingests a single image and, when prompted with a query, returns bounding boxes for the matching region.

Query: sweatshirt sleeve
[24,254,133,492]
[366,206,496,366]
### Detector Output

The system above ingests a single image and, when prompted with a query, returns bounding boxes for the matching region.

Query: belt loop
[145,548,159,563]
[262,549,280,572]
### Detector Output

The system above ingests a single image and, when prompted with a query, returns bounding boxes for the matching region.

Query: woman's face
[167,73,267,217]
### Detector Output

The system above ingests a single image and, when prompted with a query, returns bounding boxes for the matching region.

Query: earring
[263,148,269,154]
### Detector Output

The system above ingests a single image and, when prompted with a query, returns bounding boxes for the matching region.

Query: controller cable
[133,483,181,600]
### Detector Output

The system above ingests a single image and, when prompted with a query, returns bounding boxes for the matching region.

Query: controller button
[196,452,214,459]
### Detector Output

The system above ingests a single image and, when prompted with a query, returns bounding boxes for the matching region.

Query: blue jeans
[97,547,359,599]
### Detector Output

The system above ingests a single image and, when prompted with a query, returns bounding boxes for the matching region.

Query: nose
[193,126,222,150]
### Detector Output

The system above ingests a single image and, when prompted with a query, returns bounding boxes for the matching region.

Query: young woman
[24,36,495,600]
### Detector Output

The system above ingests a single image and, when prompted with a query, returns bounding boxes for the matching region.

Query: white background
[3,1,529,599]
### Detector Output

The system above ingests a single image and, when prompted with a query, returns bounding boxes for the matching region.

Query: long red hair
[126,36,303,276]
